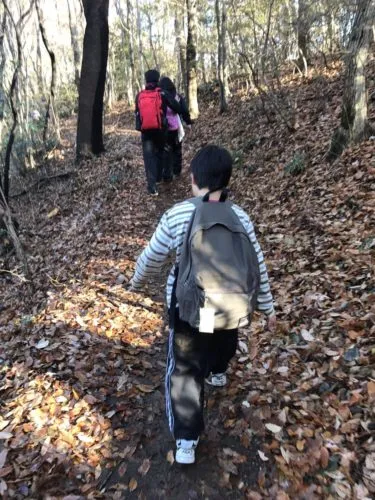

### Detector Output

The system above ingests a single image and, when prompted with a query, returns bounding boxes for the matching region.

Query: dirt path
[1,116,267,499]
[96,127,265,499]
[2,86,373,498]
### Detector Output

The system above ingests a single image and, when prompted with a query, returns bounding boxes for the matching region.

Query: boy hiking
[159,76,192,182]
[135,69,182,196]
[129,145,276,464]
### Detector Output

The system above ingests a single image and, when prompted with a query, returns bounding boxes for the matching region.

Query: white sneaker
[205,372,227,387]
[175,438,199,464]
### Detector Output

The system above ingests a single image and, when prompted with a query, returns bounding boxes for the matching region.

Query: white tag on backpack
[199,308,215,334]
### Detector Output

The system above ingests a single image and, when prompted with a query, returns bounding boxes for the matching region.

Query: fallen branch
[0,186,30,280]
[0,268,30,282]
[11,170,76,198]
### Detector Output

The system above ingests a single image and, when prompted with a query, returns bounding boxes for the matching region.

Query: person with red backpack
[159,77,193,182]
[129,145,276,464]
[135,70,182,196]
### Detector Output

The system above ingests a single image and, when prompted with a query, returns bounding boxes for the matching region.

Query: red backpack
[138,89,163,131]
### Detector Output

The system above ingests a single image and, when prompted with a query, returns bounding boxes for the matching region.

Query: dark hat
[145,69,160,83]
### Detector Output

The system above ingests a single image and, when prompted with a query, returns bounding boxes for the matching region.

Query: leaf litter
[0,63,374,498]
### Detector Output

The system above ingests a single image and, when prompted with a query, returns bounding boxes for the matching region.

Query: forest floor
[0,62,374,499]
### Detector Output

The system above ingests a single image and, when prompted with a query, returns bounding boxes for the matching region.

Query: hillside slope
[0,64,374,498]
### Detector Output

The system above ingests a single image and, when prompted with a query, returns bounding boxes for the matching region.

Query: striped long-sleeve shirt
[132,199,275,315]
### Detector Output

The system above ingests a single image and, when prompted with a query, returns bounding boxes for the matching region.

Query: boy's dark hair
[191,145,233,191]
[159,76,177,97]
[145,69,160,84]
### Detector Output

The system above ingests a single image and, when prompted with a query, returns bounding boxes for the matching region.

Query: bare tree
[296,0,310,72]
[328,0,375,160]
[67,0,81,91]
[0,185,30,279]
[136,1,146,84]
[146,11,159,69]
[215,0,229,113]
[126,0,138,95]
[1,0,34,202]
[0,11,7,146]
[175,4,187,96]
[35,0,60,144]
[186,0,199,119]
[76,0,109,160]
[115,0,137,105]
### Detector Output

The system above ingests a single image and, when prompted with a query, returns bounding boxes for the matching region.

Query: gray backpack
[175,196,261,331]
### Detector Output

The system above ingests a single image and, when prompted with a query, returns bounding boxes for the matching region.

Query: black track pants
[162,130,183,180]
[141,132,165,191]
[165,314,238,440]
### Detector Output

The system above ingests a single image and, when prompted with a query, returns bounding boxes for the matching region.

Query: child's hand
[266,314,277,332]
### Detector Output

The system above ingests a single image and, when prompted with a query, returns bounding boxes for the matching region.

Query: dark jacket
[177,94,192,125]
[135,83,182,132]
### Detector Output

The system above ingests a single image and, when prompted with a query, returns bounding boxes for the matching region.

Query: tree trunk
[1,0,22,201]
[146,12,158,69]
[186,0,199,119]
[327,0,375,161]
[67,0,81,91]
[296,0,309,72]
[35,0,60,144]
[0,11,7,147]
[105,49,115,110]
[36,23,44,96]
[126,0,137,98]
[175,9,187,96]
[77,0,109,160]
[215,0,229,113]
[136,1,146,84]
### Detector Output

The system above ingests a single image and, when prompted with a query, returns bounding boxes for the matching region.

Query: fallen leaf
[367,381,375,397]
[325,349,339,357]
[301,329,315,341]
[296,440,305,451]
[117,373,129,391]
[138,458,151,476]
[0,480,7,495]
[167,450,174,465]
[0,450,8,469]
[218,457,238,475]
[277,366,289,373]
[258,450,269,461]
[320,447,329,468]
[0,433,12,440]
[35,339,49,349]
[0,422,10,432]
[47,207,60,218]
[265,423,282,433]
[0,466,12,478]
[238,340,248,354]
[129,478,137,492]
[117,462,127,477]
[137,384,155,393]
[280,446,290,464]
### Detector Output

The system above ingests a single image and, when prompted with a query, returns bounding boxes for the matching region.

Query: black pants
[165,314,238,440]
[162,131,183,181]
[141,132,165,192]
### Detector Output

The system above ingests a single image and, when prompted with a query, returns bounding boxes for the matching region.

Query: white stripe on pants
[165,327,175,434]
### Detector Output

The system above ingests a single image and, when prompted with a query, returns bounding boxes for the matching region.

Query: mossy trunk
[327,0,374,161]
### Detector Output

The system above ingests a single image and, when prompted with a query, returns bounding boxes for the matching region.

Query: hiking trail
[1,64,374,499]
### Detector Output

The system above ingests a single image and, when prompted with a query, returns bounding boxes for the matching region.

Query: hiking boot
[175,438,199,465]
[148,187,159,196]
[205,372,227,387]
